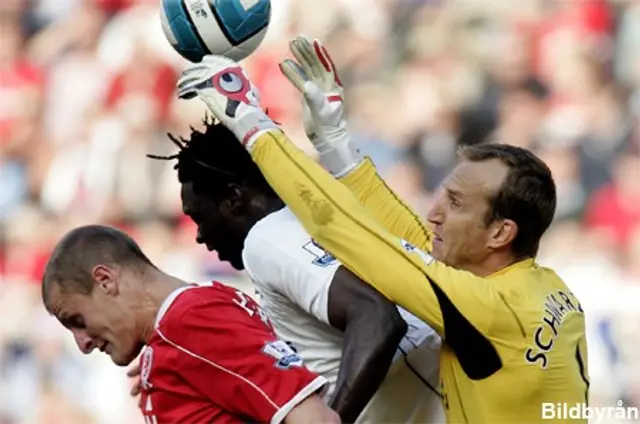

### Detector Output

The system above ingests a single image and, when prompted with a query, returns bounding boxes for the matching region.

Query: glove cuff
[235,111,280,152]
[317,132,364,178]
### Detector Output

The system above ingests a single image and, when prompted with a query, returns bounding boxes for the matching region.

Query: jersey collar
[155,285,197,328]
[488,258,536,279]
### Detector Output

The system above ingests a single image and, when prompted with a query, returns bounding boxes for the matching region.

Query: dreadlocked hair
[148,114,276,200]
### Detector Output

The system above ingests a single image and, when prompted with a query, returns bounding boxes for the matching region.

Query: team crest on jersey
[262,340,303,369]
[400,239,435,265]
[302,239,337,267]
[140,347,153,389]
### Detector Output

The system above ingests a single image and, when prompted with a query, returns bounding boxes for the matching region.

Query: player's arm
[247,129,482,329]
[327,267,407,422]
[243,231,408,422]
[279,35,433,251]
[284,395,340,424]
[177,55,513,378]
[250,130,510,378]
[167,296,339,424]
[339,158,433,250]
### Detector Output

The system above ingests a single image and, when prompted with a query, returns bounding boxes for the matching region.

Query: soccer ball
[160,0,271,63]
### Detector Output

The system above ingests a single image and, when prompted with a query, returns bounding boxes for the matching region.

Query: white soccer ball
[160,0,271,63]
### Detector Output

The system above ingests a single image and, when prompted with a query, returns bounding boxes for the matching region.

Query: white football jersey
[242,207,444,423]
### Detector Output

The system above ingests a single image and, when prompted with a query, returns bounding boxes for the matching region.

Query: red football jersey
[139,283,328,424]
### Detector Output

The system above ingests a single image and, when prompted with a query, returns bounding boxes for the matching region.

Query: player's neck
[249,196,285,223]
[262,195,284,214]
[136,270,188,344]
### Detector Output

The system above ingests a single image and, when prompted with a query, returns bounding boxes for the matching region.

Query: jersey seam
[155,327,280,411]
[485,290,526,368]
[497,292,526,338]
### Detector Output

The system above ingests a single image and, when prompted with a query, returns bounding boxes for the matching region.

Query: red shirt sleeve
[158,286,327,424]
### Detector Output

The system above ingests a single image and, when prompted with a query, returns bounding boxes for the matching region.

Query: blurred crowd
[1,0,639,422]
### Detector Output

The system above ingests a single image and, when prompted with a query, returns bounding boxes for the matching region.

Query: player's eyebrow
[445,188,464,199]
[58,313,85,329]
[56,313,71,328]
[47,300,62,317]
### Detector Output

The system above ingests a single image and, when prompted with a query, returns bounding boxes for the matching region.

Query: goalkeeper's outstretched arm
[339,158,433,252]
[175,50,510,381]
[248,129,509,342]
[279,35,433,252]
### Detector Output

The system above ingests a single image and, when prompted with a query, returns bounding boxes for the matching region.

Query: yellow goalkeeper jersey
[247,130,590,424]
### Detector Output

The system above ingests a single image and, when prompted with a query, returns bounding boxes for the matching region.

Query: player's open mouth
[99,342,109,353]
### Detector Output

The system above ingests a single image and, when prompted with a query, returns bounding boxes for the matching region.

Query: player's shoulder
[155,283,249,334]
[151,284,281,373]
[242,207,339,279]
[244,207,308,250]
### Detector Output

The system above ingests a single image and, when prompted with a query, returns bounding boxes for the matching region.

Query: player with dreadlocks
[176,34,589,424]
[141,113,444,423]
[147,115,281,268]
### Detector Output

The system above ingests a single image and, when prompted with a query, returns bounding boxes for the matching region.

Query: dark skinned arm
[326,266,407,423]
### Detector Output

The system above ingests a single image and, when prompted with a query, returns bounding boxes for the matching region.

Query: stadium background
[0,0,639,422]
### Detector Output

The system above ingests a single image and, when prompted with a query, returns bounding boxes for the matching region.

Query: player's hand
[279,36,361,177]
[127,363,143,402]
[176,55,278,150]
[280,35,345,144]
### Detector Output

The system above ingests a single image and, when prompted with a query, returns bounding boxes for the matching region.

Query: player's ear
[222,183,248,216]
[487,219,518,250]
[92,265,118,296]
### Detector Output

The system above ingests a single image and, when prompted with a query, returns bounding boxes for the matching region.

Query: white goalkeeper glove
[279,35,363,178]
[176,55,278,151]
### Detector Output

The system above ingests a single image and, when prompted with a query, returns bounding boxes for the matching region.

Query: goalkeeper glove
[176,55,278,151]
[279,35,363,178]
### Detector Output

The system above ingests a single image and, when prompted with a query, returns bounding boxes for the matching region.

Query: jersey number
[234,290,271,327]
[575,336,589,404]
[233,290,255,315]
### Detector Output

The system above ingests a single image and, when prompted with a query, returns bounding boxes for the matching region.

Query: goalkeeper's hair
[148,116,276,200]
[459,143,556,259]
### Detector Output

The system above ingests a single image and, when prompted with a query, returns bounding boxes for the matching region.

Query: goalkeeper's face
[427,159,513,271]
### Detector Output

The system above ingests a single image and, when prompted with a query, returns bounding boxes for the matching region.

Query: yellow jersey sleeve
[249,131,517,341]
[339,158,433,251]
[249,131,591,423]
